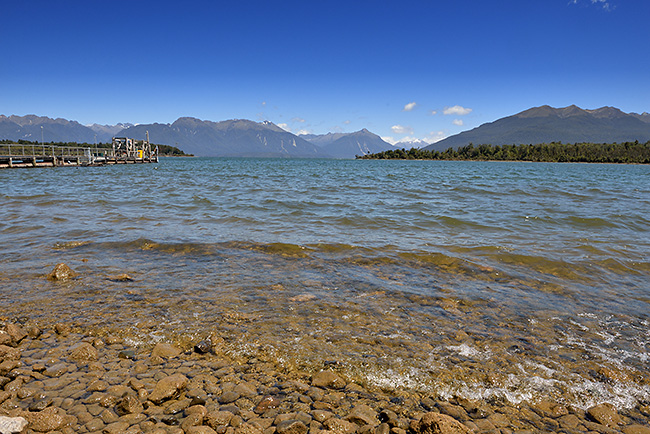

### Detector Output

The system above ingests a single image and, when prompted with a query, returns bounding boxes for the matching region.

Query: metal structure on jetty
[0,134,158,169]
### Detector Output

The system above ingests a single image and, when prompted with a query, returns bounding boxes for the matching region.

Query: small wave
[564,215,620,229]
[191,195,214,205]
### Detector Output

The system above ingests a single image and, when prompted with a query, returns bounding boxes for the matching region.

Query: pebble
[412,412,472,434]
[152,342,183,359]
[149,373,189,404]
[46,263,77,281]
[0,416,27,434]
[588,403,622,428]
[311,371,346,389]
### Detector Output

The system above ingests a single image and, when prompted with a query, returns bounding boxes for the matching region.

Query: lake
[1,157,649,410]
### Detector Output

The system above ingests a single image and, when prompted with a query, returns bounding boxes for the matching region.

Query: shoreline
[1,320,649,434]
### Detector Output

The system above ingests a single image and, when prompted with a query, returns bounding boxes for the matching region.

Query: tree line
[357,141,650,164]
[0,139,190,156]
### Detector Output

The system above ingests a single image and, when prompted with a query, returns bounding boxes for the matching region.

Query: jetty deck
[0,137,159,169]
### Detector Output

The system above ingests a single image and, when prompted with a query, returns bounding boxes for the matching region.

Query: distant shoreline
[357,141,650,164]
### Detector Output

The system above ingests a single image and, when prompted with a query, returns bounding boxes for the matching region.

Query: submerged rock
[151,342,183,359]
[312,370,346,389]
[115,393,143,415]
[149,373,188,404]
[68,342,98,362]
[587,403,622,428]
[46,263,77,281]
[4,324,27,344]
[194,339,212,354]
[276,419,308,434]
[24,406,67,432]
[107,273,134,282]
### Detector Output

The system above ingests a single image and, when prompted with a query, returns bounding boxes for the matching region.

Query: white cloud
[382,136,397,145]
[343,120,351,125]
[452,119,464,126]
[403,102,417,112]
[443,105,472,116]
[427,131,447,143]
[592,0,612,10]
[292,117,305,123]
[261,101,267,106]
[391,125,413,135]
[296,129,311,135]
[277,123,290,132]
[570,0,613,10]
[429,110,437,115]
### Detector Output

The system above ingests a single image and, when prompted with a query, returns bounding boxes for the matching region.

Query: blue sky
[2,0,649,144]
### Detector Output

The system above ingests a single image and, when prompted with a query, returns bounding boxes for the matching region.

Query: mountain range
[3,105,650,157]
[0,114,395,158]
[299,129,394,158]
[424,105,650,152]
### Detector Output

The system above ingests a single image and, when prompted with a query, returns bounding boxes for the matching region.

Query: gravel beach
[1,319,649,434]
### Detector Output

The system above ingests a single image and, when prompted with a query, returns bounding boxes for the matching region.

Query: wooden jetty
[0,137,159,169]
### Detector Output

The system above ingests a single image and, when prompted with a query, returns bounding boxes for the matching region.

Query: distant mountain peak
[424,104,650,152]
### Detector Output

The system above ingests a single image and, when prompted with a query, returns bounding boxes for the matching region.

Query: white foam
[447,343,491,359]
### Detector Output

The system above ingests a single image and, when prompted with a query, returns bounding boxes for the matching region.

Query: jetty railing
[0,140,159,169]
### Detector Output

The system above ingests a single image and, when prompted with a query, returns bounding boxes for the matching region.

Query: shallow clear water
[1,157,649,409]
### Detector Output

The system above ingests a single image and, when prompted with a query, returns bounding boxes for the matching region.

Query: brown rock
[323,418,358,434]
[44,362,69,377]
[47,263,77,281]
[486,413,510,428]
[623,424,650,434]
[255,395,282,414]
[0,391,13,405]
[219,391,240,404]
[164,397,192,414]
[151,342,183,359]
[54,323,71,336]
[0,360,19,376]
[345,405,379,427]
[68,342,99,362]
[4,324,27,344]
[27,326,42,339]
[0,331,12,347]
[311,371,346,389]
[186,405,208,418]
[84,418,104,431]
[149,374,188,404]
[0,345,21,361]
[88,379,109,392]
[234,382,257,397]
[181,412,205,431]
[532,400,569,418]
[235,422,264,434]
[206,410,234,428]
[103,420,130,433]
[558,414,582,429]
[437,403,469,422]
[412,412,472,434]
[587,404,622,428]
[312,410,335,423]
[25,407,66,432]
[115,393,143,415]
[276,420,308,434]
[186,427,219,434]
[107,273,134,282]
[375,423,390,434]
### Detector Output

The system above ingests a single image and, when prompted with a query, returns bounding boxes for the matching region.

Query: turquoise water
[1,157,649,409]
